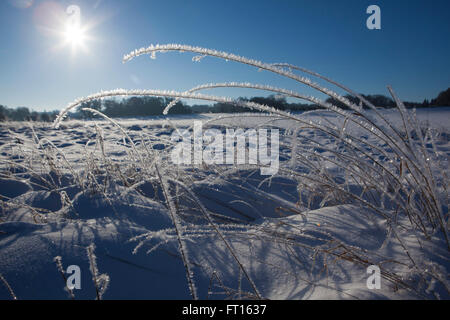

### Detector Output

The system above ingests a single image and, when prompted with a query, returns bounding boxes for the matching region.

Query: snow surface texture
[0,44,449,299]
[0,108,448,300]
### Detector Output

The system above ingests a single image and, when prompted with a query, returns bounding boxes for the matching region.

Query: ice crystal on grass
[87,244,110,300]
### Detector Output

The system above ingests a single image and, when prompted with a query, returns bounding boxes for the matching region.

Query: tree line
[0,105,59,122]
[1,88,449,122]
[325,88,450,110]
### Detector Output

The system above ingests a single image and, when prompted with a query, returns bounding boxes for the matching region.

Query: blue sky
[0,0,449,111]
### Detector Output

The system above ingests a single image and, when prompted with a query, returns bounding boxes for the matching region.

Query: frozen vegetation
[0,45,448,299]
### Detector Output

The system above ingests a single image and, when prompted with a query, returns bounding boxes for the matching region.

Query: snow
[0,108,449,299]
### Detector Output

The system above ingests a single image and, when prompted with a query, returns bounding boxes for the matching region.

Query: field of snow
[0,107,449,299]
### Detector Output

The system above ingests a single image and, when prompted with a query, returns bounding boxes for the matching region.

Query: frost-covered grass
[0,45,449,300]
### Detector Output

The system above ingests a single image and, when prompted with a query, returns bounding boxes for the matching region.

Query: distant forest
[1,87,449,122]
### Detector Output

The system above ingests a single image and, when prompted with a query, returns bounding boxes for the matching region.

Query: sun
[35,3,101,58]
[58,20,93,56]
[57,5,95,56]
[64,24,86,47]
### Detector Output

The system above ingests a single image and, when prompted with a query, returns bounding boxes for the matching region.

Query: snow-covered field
[0,107,449,299]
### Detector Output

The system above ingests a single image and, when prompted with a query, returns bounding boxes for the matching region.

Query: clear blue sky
[0,0,449,111]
